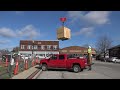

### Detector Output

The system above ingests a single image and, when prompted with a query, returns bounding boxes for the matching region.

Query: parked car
[21,56,28,60]
[40,54,87,73]
[2,55,11,62]
[106,57,114,62]
[111,57,120,63]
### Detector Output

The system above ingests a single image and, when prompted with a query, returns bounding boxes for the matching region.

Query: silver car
[111,57,120,63]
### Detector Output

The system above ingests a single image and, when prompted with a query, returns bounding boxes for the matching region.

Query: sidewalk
[11,65,40,79]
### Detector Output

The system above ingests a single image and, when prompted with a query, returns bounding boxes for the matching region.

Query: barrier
[25,60,28,70]
[32,60,34,67]
[5,57,8,67]
[18,60,24,72]
[0,60,1,65]
[36,58,39,65]
[28,60,30,68]
[14,60,19,75]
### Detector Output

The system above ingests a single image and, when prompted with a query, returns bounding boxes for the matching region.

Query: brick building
[59,46,96,58]
[19,40,59,58]
[108,45,120,58]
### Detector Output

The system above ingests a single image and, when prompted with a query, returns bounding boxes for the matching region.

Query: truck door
[57,55,66,68]
[48,55,58,68]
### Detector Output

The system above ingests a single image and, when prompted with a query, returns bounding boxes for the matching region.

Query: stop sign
[60,17,67,22]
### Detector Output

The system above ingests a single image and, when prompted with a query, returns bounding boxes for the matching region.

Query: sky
[0,11,120,50]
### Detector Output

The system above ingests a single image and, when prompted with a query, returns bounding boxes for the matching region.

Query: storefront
[108,45,120,58]
[59,46,96,58]
[19,40,59,59]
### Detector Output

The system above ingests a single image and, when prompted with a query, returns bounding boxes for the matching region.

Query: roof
[60,46,95,50]
[20,40,59,42]
[60,46,86,50]
[108,45,120,50]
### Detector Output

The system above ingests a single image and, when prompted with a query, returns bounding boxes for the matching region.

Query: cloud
[84,11,111,25]
[0,28,16,38]
[0,25,40,39]
[72,27,94,37]
[67,11,111,25]
[0,40,10,44]
[67,11,111,38]
[15,11,24,15]
[17,25,39,39]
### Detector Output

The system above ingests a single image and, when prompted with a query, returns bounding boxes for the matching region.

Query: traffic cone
[32,59,34,67]
[25,60,28,70]
[34,58,36,65]
[14,60,19,75]
[5,57,8,67]
[36,57,38,64]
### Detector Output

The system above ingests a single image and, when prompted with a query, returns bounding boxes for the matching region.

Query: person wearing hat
[8,55,15,77]
[87,46,92,70]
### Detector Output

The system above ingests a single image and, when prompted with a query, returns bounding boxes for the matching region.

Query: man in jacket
[8,56,15,77]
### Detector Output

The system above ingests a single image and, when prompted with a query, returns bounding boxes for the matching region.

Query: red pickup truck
[40,54,87,73]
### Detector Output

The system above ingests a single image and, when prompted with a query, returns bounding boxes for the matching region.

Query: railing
[0,57,40,79]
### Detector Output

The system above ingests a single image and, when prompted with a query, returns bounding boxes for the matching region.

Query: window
[59,55,65,60]
[84,50,87,53]
[34,45,38,49]
[53,45,57,50]
[38,46,41,49]
[38,42,41,44]
[47,45,51,50]
[41,45,45,50]
[39,54,45,57]
[51,55,57,60]
[21,45,25,49]
[27,45,31,49]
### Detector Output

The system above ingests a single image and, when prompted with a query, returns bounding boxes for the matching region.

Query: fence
[0,57,40,79]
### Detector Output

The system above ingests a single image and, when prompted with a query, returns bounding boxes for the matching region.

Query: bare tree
[95,35,113,59]
[12,46,19,53]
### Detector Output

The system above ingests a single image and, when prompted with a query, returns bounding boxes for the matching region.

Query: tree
[12,47,19,53]
[95,35,113,59]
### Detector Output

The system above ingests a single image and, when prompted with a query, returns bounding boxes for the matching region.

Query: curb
[11,65,39,79]
[32,70,42,79]
[26,69,42,79]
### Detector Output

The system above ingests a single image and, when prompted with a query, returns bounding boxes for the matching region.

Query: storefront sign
[69,50,81,52]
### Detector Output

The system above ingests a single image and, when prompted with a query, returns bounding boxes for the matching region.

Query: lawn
[0,66,10,79]
[0,66,7,72]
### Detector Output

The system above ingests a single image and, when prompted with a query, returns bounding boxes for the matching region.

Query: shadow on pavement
[47,69,75,73]
[35,66,41,69]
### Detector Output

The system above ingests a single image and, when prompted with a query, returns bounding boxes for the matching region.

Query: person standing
[87,46,92,70]
[8,56,15,77]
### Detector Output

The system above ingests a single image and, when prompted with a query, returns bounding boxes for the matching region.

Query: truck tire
[42,64,47,71]
[73,65,81,73]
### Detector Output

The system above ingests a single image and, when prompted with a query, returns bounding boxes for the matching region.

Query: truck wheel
[73,65,81,73]
[42,64,47,71]
[81,69,83,71]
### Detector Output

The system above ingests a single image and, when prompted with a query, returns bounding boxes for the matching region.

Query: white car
[21,56,28,60]
[111,57,120,63]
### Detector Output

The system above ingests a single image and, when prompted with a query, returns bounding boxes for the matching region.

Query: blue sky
[0,11,120,50]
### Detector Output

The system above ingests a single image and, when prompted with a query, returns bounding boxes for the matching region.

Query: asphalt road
[37,61,120,79]
[93,61,120,79]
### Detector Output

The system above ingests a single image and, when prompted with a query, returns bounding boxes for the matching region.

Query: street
[37,61,120,79]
